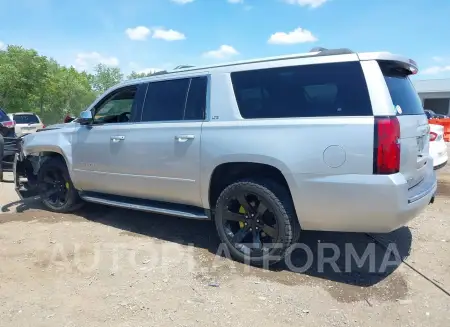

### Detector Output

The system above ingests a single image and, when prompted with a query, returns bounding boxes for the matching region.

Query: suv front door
[71,83,147,194]
[110,76,208,207]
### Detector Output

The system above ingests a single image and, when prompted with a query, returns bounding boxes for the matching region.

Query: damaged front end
[9,126,75,200]
[12,138,42,200]
[1,135,38,199]
[1,135,22,182]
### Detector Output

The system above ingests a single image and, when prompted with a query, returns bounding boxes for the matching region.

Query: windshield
[13,114,40,124]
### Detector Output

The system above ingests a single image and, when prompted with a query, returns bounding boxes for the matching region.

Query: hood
[40,121,78,131]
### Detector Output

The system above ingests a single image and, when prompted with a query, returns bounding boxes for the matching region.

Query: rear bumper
[289,160,437,233]
[430,141,448,169]
[434,160,448,170]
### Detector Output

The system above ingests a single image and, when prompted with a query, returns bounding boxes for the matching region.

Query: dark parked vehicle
[425,109,448,119]
[1,107,17,180]
[0,108,16,137]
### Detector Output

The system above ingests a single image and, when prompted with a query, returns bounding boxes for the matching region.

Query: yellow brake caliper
[65,182,70,190]
[238,206,246,228]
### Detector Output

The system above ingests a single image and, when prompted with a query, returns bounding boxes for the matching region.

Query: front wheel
[37,157,83,212]
[214,179,298,266]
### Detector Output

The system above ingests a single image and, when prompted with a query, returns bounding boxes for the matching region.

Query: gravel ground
[0,163,449,327]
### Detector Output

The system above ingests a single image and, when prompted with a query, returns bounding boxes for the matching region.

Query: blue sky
[0,0,449,79]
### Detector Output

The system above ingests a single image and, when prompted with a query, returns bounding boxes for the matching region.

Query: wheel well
[30,152,67,173]
[208,162,292,208]
[41,151,65,161]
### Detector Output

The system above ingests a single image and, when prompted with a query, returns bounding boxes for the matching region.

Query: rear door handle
[175,134,195,142]
[111,135,125,142]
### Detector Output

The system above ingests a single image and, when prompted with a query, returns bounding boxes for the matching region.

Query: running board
[79,192,210,220]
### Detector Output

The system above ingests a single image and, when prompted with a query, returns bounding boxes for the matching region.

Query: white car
[429,124,448,170]
[7,112,45,137]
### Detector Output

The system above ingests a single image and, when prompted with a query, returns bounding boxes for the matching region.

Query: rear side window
[13,114,40,124]
[142,78,190,122]
[230,62,372,119]
[141,76,207,122]
[380,61,424,116]
[0,109,9,122]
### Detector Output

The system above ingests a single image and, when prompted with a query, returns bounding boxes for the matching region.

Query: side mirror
[78,110,93,125]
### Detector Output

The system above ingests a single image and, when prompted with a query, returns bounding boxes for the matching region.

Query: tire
[37,157,83,212]
[214,179,299,266]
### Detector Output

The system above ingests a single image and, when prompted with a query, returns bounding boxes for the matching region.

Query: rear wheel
[214,179,297,266]
[37,157,83,212]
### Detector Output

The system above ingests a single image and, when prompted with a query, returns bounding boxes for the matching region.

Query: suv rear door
[379,61,430,189]
[11,113,44,136]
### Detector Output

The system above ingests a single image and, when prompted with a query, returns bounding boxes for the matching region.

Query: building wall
[418,92,450,115]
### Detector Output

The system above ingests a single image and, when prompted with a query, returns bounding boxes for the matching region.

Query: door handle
[175,134,195,142]
[110,135,125,142]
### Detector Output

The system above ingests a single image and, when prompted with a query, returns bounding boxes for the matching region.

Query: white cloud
[203,45,239,59]
[0,41,5,50]
[125,26,185,41]
[152,28,186,41]
[432,56,444,62]
[421,65,450,75]
[75,52,119,71]
[170,0,194,4]
[284,0,328,8]
[125,26,151,41]
[228,0,244,3]
[268,27,317,45]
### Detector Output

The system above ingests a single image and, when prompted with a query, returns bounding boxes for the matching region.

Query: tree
[0,44,98,124]
[0,45,49,112]
[0,42,178,125]
[127,71,154,80]
[90,63,123,94]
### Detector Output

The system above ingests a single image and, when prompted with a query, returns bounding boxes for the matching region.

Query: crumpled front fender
[21,129,74,173]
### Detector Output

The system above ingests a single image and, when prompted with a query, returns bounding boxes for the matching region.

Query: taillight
[42,125,46,128]
[0,120,15,128]
[374,116,400,174]
[430,131,437,142]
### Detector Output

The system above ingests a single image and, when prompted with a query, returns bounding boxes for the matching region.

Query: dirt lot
[1,165,450,327]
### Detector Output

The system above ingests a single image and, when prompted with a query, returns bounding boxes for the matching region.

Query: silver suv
[13,47,437,265]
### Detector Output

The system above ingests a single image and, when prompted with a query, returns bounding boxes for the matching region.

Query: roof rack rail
[174,65,195,70]
[310,47,355,56]
[126,48,357,80]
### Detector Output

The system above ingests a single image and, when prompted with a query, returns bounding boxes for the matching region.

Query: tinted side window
[230,62,373,118]
[142,78,190,122]
[184,77,207,120]
[94,86,138,124]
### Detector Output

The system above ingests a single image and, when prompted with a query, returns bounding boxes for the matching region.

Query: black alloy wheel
[222,192,279,257]
[37,157,83,212]
[214,179,297,266]
[39,168,70,209]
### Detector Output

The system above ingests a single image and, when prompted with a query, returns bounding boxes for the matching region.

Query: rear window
[0,109,9,122]
[13,114,40,124]
[230,62,373,119]
[380,61,424,116]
